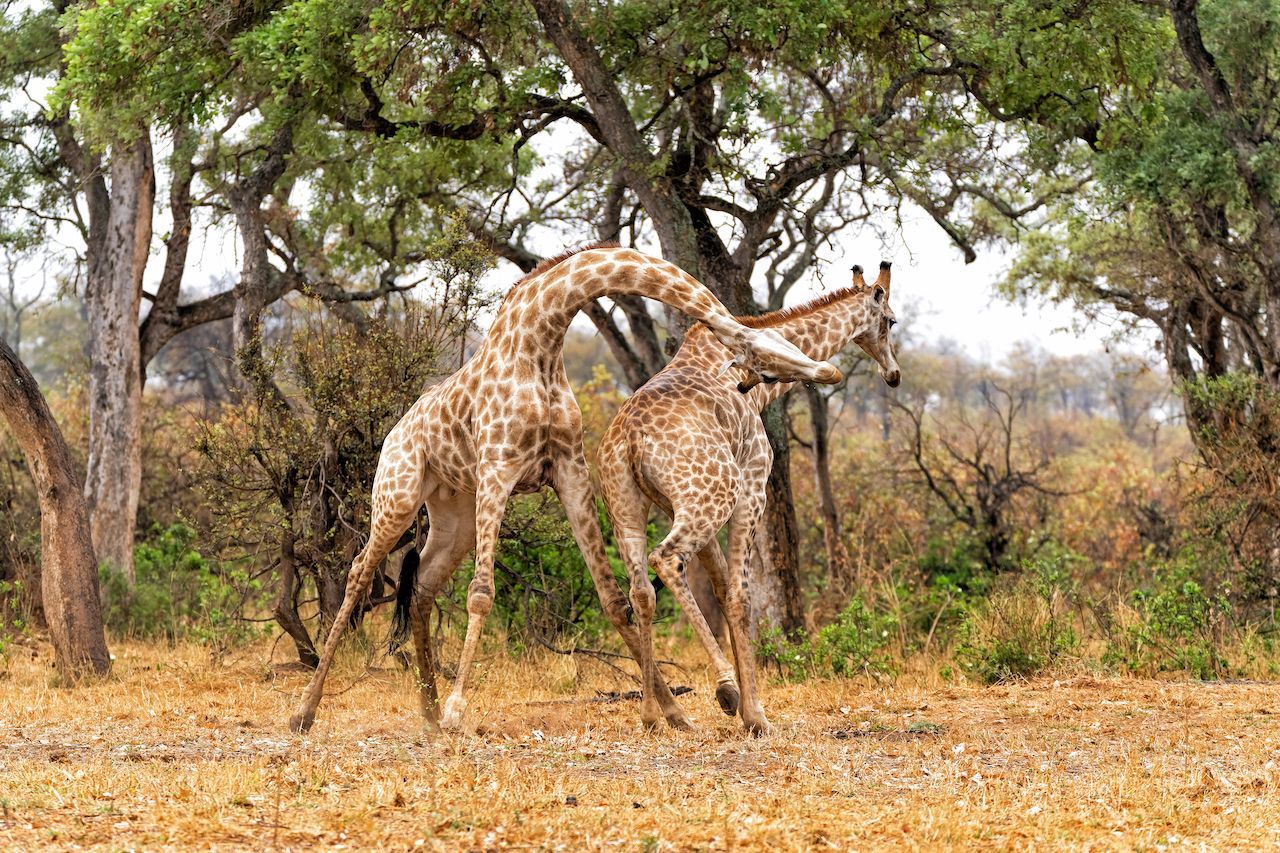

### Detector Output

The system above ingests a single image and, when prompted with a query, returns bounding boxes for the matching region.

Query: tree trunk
[0,338,111,681]
[274,526,318,668]
[761,400,806,634]
[806,385,851,586]
[83,137,154,586]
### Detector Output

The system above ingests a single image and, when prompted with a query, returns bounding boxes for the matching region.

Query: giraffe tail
[389,548,420,652]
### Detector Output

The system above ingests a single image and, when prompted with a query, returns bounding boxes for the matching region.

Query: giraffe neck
[746,287,875,411]
[490,247,752,356]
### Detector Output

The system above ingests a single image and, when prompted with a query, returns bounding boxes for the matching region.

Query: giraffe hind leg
[594,444,689,730]
[406,491,476,730]
[649,500,740,719]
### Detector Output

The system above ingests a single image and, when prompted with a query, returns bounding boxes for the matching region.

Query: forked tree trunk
[0,338,111,681]
[83,138,154,586]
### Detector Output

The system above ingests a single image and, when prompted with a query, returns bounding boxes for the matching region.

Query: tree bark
[0,338,111,681]
[83,137,155,586]
[806,385,850,586]
[760,400,806,634]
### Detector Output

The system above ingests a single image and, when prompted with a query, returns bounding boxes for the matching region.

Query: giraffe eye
[889,318,898,328]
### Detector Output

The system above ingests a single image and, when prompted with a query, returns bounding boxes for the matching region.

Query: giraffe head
[717,326,843,392]
[851,261,900,388]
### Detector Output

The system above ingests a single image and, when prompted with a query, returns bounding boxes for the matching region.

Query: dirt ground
[0,636,1277,850]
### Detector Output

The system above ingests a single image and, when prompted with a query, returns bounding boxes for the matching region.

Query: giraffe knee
[648,550,685,580]
[466,578,493,617]
[630,579,656,622]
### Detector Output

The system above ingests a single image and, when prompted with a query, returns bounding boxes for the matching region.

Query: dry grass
[1,632,1278,851]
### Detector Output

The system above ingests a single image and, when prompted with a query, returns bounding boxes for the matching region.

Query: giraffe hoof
[744,717,772,737]
[666,713,694,732]
[441,696,467,731]
[288,710,314,734]
[715,683,741,716]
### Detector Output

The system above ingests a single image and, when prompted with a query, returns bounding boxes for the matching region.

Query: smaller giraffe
[598,262,899,734]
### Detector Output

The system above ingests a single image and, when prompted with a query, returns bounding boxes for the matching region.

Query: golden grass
[1,632,1278,850]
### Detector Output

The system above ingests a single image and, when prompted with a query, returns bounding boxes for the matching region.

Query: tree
[51,0,1167,625]
[897,381,1064,576]
[1003,0,1280,587]
[1007,0,1277,428]
[0,337,110,681]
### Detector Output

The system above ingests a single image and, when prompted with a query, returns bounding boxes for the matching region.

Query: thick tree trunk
[806,385,850,586]
[761,400,806,634]
[529,0,706,282]
[83,138,154,586]
[0,339,111,681]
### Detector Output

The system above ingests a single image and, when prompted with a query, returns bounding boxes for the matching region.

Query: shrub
[956,555,1079,683]
[489,494,617,648]
[757,594,896,681]
[0,580,29,674]
[814,596,897,678]
[100,524,268,654]
[756,624,819,681]
[1181,374,1280,614]
[1102,552,1232,679]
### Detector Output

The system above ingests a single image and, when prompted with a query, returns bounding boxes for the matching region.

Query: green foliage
[99,525,267,654]
[814,597,898,678]
[1177,375,1280,610]
[956,556,1080,684]
[0,580,29,673]
[1102,552,1233,680]
[758,595,896,682]
[489,495,615,647]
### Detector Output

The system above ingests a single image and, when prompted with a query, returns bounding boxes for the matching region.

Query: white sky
[7,200,1144,366]
[1,123,1147,366]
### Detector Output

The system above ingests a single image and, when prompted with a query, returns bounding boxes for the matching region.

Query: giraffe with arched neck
[287,244,843,734]
[597,262,899,735]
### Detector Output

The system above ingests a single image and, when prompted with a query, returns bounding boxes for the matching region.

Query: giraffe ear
[873,285,885,304]
[717,357,739,377]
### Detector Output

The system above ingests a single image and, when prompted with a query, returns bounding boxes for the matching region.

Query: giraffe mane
[733,285,872,327]
[513,241,623,286]
[685,285,872,339]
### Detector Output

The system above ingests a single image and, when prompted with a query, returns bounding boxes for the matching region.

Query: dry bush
[192,304,455,665]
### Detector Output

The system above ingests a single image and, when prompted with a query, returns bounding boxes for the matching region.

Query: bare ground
[0,636,1277,850]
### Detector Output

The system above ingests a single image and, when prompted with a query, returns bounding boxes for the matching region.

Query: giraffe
[597,261,899,735]
[287,243,844,734]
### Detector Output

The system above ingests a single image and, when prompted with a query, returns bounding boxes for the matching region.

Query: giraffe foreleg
[440,463,517,732]
[289,469,422,734]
